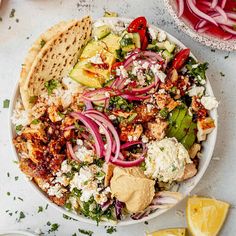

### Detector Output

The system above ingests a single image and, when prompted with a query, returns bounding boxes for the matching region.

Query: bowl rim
[164,0,236,52]
[0,230,37,236]
[8,16,218,226]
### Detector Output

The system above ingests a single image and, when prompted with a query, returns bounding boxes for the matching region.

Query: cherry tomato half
[111,62,123,75]
[172,48,190,70]
[127,16,147,33]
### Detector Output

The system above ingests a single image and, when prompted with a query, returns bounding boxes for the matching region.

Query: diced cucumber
[122,44,135,52]
[133,33,141,48]
[147,44,157,50]
[162,50,173,62]
[94,25,111,40]
[164,41,176,53]
[181,123,197,150]
[120,37,133,47]
[156,42,166,49]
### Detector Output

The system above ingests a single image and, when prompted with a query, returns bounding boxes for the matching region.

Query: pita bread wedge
[20,16,92,109]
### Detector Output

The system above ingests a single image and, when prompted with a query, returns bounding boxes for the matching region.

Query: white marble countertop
[0,0,235,235]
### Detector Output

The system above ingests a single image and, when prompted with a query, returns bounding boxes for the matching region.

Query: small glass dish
[164,0,236,51]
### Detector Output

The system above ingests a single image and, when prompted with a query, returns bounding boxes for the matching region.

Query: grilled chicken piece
[189,143,201,159]
[48,105,63,123]
[112,110,132,118]
[119,123,143,142]
[145,118,168,140]
[19,158,37,178]
[13,137,28,153]
[197,117,215,141]
[26,140,44,164]
[135,105,158,122]
[49,194,68,206]
[154,94,179,111]
[179,163,197,181]
[104,163,115,187]
[21,124,46,142]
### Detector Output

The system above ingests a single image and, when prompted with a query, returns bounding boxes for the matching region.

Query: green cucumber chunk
[181,123,197,150]
[94,25,111,40]
[164,41,176,53]
[132,33,141,48]
[162,50,173,62]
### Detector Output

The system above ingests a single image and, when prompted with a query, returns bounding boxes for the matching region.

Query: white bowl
[9,17,218,226]
[164,0,236,51]
[0,231,37,236]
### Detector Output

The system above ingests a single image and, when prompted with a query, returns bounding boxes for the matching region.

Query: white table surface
[0,0,235,235]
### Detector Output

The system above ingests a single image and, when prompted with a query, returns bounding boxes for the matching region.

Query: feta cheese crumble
[188,85,205,97]
[201,96,218,110]
[145,138,192,182]
[89,53,104,64]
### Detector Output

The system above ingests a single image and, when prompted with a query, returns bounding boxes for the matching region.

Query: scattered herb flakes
[38,206,43,213]
[13,160,19,164]
[15,176,19,181]
[18,197,23,201]
[48,223,60,233]
[32,119,40,125]
[13,196,16,200]
[224,54,229,59]
[17,211,25,222]
[40,39,46,48]
[211,49,216,52]
[45,204,49,210]
[8,26,11,30]
[16,18,19,23]
[63,213,72,220]
[78,229,93,236]
[144,221,148,225]
[0,17,2,22]
[7,192,11,196]
[45,79,58,95]
[9,9,16,18]
[7,172,10,177]
[72,234,77,236]
[26,36,30,40]
[3,99,10,108]
[47,221,51,226]
[220,72,225,77]
[16,125,23,132]
[106,226,117,234]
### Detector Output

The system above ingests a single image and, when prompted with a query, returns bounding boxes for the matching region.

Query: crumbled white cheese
[74,146,94,163]
[76,139,83,146]
[188,85,205,97]
[61,160,72,173]
[47,183,66,198]
[197,75,206,85]
[147,104,154,112]
[108,114,116,120]
[142,61,150,69]
[105,92,110,98]
[141,135,149,144]
[150,64,166,83]
[89,53,104,64]
[201,96,218,110]
[119,65,128,78]
[145,138,192,182]
[148,27,157,40]
[158,30,167,42]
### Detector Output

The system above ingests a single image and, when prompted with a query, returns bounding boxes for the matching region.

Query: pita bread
[20,16,92,109]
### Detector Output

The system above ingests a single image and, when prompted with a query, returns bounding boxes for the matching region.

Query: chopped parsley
[7,192,10,196]
[32,119,40,125]
[144,221,149,225]
[29,96,38,104]
[18,197,23,201]
[78,229,93,236]
[15,125,23,132]
[9,8,16,18]
[40,39,46,48]
[3,99,10,108]
[7,172,10,177]
[45,79,58,95]
[17,211,25,222]
[106,226,117,234]
[108,96,133,112]
[38,206,43,213]
[220,72,225,77]
[160,147,165,152]
[48,223,60,233]
[15,176,19,181]
[45,204,49,210]
[57,111,65,118]
[63,214,72,220]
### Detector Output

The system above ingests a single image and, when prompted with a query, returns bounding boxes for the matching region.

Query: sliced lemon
[187,196,230,236]
[146,228,186,236]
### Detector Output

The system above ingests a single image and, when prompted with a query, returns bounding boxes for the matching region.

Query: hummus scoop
[110,167,155,213]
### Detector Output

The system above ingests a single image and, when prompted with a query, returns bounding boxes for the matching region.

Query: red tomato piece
[111,62,123,75]
[172,48,190,70]
[127,16,147,33]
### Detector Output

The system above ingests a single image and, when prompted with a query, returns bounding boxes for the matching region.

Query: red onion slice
[221,0,227,9]
[121,94,151,101]
[215,6,228,21]
[66,142,78,161]
[177,0,185,17]
[70,112,104,157]
[186,0,218,26]
[221,25,236,35]
[211,0,218,8]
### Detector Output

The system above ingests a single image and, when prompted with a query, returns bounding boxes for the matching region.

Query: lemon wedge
[187,196,230,236]
[146,228,186,236]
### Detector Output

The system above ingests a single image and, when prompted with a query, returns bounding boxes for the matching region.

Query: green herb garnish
[15,125,23,132]
[159,107,169,119]
[3,99,10,108]
[48,223,59,232]
[9,9,15,18]
[40,39,46,48]
[32,119,40,125]
[45,79,58,95]
[78,229,93,236]
[106,226,117,234]
[17,211,25,222]
[38,206,43,213]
